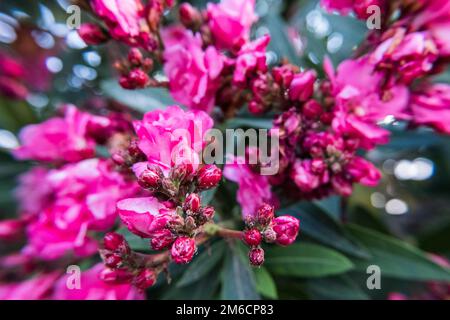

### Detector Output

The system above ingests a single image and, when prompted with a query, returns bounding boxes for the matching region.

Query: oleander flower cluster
[0,0,449,300]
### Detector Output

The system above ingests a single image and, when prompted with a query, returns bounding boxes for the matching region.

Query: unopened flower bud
[249,247,265,266]
[200,206,215,221]
[184,193,201,212]
[256,203,274,226]
[171,236,196,264]
[138,168,161,189]
[248,100,265,115]
[243,229,262,246]
[103,232,130,255]
[196,165,222,190]
[289,70,316,102]
[272,216,300,246]
[184,216,197,231]
[104,253,123,269]
[303,100,323,119]
[161,178,178,196]
[128,48,143,65]
[99,268,133,284]
[150,229,175,250]
[78,23,108,45]
[263,227,277,243]
[171,163,195,182]
[134,268,157,290]
[179,3,202,29]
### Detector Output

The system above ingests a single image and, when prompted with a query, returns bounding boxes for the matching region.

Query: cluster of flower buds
[100,232,158,291]
[115,48,154,89]
[242,204,300,266]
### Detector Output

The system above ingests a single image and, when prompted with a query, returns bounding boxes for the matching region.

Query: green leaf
[162,271,220,300]
[177,241,225,288]
[253,267,278,299]
[201,187,218,205]
[278,202,370,258]
[100,79,175,113]
[265,243,354,278]
[346,224,450,281]
[262,12,299,64]
[116,228,151,252]
[221,242,260,300]
[225,117,273,130]
[305,275,369,300]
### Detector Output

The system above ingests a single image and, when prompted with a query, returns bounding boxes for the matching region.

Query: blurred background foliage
[1,0,450,300]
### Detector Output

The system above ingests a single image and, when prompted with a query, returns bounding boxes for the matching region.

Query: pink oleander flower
[162,27,224,112]
[223,156,276,218]
[133,105,214,171]
[15,167,53,216]
[206,0,258,50]
[0,272,60,300]
[371,30,438,84]
[90,0,156,50]
[411,84,450,134]
[346,156,381,187]
[233,34,270,86]
[325,57,409,149]
[23,159,138,260]
[53,264,144,300]
[78,23,108,45]
[272,215,300,246]
[14,105,97,163]
[117,197,177,238]
[289,70,316,102]
[290,159,323,193]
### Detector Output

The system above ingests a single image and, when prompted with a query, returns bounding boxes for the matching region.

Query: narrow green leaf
[100,79,175,113]
[265,243,354,278]
[346,224,450,281]
[305,275,369,300]
[253,267,278,299]
[221,242,260,300]
[278,202,370,258]
[177,241,225,288]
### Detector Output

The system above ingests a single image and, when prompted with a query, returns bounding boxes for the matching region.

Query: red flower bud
[179,3,202,29]
[249,247,265,266]
[243,229,262,246]
[103,232,129,254]
[138,168,161,189]
[170,163,195,182]
[272,216,300,246]
[128,48,143,65]
[303,100,323,119]
[77,23,108,45]
[196,165,222,190]
[248,100,265,115]
[256,203,274,226]
[184,193,201,212]
[0,219,25,241]
[171,236,196,264]
[99,268,133,284]
[150,229,175,251]
[200,206,215,221]
[119,69,149,89]
[104,253,123,269]
[134,269,157,290]
[263,228,277,243]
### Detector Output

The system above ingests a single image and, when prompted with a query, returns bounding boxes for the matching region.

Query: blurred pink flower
[162,27,224,112]
[14,105,97,163]
[91,0,156,50]
[321,0,384,19]
[23,159,138,260]
[206,0,257,50]
[411,84,450,134]
[223,156,276,218]
[15,167,53,216]
[133,105,214,171]
[53,264,144,300]
[346,156,381,187]
[233,34,270,85]
[117,197,177,238]
[0,272,60,300]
